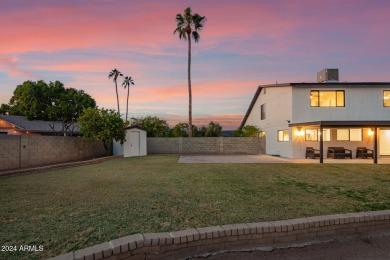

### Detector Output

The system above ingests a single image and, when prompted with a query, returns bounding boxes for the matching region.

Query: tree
[78,107,126,155]
[0,104,10,115]
[1,80,96,135]
[108,69,123,115]
[205,121,222,137]
[138,116,170,137]
[172,122,189,137]
[233,125,259,137]
[174,7,206,137]
[122,76,135,124]
[172,122,200,137]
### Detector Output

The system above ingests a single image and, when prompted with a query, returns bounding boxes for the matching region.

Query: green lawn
[1,155,390,259]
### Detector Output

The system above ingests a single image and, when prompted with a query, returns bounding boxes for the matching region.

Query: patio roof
[288,120,389,164]
[289,120,390,128]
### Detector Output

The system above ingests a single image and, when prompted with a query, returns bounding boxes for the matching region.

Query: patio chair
[305,147,320,159]
[356,147,374,159]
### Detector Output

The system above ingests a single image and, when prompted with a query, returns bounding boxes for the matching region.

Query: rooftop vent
[317,68,339,83]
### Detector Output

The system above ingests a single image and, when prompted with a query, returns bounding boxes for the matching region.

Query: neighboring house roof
[0,115,80,133]
[239,82,390,129]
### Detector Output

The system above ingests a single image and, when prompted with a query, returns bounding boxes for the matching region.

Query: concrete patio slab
[178,155,390,164]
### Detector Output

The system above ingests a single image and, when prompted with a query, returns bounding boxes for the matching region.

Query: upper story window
[260,104,266,120]
[310,90,345,107]
[384,91,390,107]
[277,130,289,142]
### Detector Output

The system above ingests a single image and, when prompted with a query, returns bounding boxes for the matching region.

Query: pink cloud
[0,57,35,78]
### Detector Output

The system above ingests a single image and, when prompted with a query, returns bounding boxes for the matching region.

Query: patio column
[320,125,324,163]
[374,126,378,164]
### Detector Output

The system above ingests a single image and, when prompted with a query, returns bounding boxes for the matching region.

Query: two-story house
[240,69,390,162]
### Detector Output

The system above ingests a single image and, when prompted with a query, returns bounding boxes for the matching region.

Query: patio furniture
[305,147,320,159]
[327,147,352,159]
[356,147,374,159]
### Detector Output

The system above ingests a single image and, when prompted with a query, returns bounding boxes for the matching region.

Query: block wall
[147,137,265,155]
[0,135,106,171]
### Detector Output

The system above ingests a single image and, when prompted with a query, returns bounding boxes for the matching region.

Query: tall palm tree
[174,7,206,137]
[122,76,135,124]
[108,68,123,115]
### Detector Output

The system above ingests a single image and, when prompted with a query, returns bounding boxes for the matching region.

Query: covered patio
[289,121,390,164]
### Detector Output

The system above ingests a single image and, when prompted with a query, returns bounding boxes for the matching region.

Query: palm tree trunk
[115,80,120,115]
[126,86,129,124]
[188,34,192,137]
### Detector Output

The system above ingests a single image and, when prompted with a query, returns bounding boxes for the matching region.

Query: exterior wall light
[295,127,304,137]
[368,129,374,136]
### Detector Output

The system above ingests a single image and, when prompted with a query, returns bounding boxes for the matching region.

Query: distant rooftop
[0,115,80,133]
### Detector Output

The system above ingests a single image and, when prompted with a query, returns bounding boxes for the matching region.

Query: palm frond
[175,14,184,24]
[192,31,200,42]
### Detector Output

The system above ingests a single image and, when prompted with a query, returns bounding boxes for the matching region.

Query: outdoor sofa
[327,147,352,159]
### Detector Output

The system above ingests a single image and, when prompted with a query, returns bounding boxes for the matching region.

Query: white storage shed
[123,126,147,157]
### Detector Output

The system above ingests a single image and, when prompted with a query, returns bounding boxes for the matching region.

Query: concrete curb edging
[0,155,123,178]
[50,210,390,260]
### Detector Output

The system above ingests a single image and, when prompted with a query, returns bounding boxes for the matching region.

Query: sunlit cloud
[0,0,389,130]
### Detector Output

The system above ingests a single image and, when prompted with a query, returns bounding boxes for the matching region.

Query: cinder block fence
[0,135,106,171]
[147,137,265,155]
[52,210,390,260]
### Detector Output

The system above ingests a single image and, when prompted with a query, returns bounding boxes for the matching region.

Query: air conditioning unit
[317,68,339,83]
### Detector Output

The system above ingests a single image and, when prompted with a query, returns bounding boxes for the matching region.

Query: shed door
[380,130,390,156]
[130,131,140,156]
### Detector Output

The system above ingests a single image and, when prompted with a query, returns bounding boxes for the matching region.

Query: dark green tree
[205,121,222,137]
[174,7,206,137]
[78,107,126,155]
[0,104,10,115]
[233,125,259,137]
[122,76,135,124]
[108,68,123,115]
[138,116,170,137]
[172,122,189,137]
[172,122,201,137]
[2,80,96,120]
[1,80,96,135]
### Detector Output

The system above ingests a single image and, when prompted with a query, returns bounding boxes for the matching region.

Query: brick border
[0,155,123,178]
[50,210,390,260]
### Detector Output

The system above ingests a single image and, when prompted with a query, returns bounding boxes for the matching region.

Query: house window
[305,129,331,141]
[336,129,362,141]
[277,130,289,142]
[350,129,362,141]
[0,131,7,135]
[305,129,318,141]
[384,91,390,107]
[310,90,345,107]
[337,129,349,141]
[260,104,266,120]
[258,131,265,137]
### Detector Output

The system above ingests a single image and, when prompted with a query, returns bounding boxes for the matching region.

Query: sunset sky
[1,0,389,129]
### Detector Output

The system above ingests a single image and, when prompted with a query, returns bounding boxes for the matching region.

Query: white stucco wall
[292,85,390,122]
[245,86,293,158]
[244,84,390,158]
